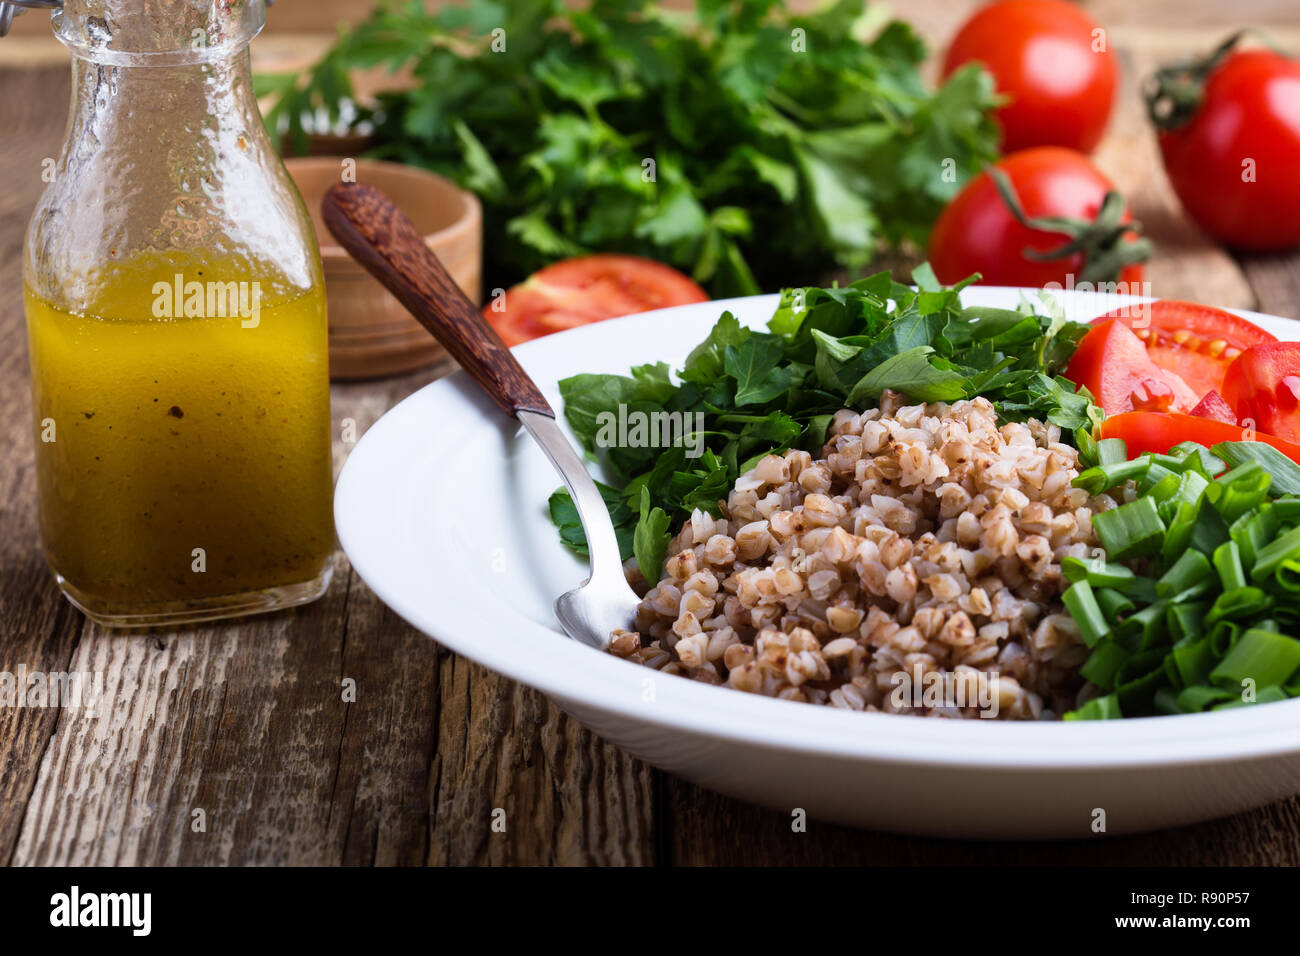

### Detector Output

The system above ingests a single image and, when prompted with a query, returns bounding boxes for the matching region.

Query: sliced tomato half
[1067,319,1200,416]
[1100,412,1300,466]
[1222,342,1300,443]
[484,254,709,346]
[1097,300,1277,401]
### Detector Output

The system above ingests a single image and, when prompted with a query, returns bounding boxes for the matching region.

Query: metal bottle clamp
[0,1,62,38]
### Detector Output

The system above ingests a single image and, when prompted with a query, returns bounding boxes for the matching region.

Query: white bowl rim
[335,287,1300,773]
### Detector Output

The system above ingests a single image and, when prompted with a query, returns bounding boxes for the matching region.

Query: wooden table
[3,4,1300,866]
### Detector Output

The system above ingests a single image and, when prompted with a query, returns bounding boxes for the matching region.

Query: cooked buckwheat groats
[610,391,1122,719]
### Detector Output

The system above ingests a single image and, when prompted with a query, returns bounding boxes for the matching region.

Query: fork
[322,182,641,649]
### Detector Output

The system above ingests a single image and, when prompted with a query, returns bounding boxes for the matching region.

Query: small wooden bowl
[286,157,482,380]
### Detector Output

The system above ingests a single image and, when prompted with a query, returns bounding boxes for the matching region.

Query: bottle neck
[57,0,268,170]
[55,0,265,66]
[64,41,265,177]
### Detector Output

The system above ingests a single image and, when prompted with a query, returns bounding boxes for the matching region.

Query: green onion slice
[1213,540,1247,592]
[1064,694,1122,720]
[1157,549,1211,598]
[1093,497,1165,562]
[1210,628,1300,690]
[1063,581,1109,648]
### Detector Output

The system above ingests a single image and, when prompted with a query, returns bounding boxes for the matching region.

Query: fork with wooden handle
[321,181,640,649]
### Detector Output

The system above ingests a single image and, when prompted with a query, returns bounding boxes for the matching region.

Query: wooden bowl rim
[285,156,482,260]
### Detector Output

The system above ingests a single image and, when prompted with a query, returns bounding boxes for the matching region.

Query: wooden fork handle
[322,181,554,418]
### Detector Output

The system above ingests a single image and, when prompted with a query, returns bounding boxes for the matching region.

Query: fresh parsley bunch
[260,0,1000,296]
[551,266,1100,580]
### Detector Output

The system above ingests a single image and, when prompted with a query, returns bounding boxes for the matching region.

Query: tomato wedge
[1100,412,1300,466]
[1096,300,1277,401]
[1188,390,1238,425]
[484,254,709,346]
[1222,342,1300,443]
[1067,319,1199,415]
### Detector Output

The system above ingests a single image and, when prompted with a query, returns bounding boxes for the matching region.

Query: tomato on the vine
[942,0,1118,153]
[929,147,1148,290]
[1149,39,1300,251]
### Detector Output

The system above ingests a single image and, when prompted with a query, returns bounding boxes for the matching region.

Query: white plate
[335,287,1300,838]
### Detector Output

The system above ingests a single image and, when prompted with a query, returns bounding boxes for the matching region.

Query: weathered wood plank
[427,656,654,865]
[1090,0,1300,30]
[0,64,87,866]
[662,780,1300,865]
[1237,253,1300,321]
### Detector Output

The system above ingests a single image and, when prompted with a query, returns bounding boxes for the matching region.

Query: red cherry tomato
[484,255,709,346]
[1067,319,1199,416]
[930,147,1146,289]
[1222,343,1300,443]
[1101,412,1300,467]
[1153,46,1300,251]
[942,0,1118,153]
[1095,300,1277,401]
